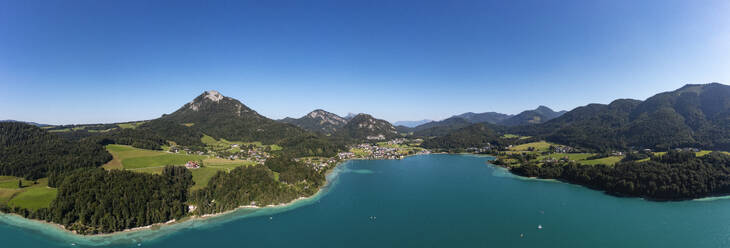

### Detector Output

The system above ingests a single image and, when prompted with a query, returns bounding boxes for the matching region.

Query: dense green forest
[508,83,730,152]
[0,122,111,179]
[511,151,730,200]
[190,161,324,215]
[3,166,193,234]
[275,134,345,158]
[421,124,499,150]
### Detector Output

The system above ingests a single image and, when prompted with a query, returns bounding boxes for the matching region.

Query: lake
[2,154,730,247]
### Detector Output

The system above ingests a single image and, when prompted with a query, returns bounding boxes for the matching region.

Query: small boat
[537,225,543,229]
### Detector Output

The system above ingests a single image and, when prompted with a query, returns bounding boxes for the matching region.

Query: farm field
[190,161,256,191]
[103,144,207,171]
[0,177,57,210]
[509,141,554,152]
[103,144,256,190]
[578,156,624,166]
[202,134,282,152]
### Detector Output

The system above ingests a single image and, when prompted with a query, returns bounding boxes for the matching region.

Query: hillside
[393,119,432,128]
[0,122,112,179]
[455,112,512,124]
[411,117,473,137]
[279,109,348,134]
[516,83,730,151]
[498,106,566,126]
[337,114,399,141]
[421,123,499,150]
[147,90,305,145]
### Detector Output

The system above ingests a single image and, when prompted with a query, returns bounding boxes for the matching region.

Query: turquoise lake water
[3,154,730,247]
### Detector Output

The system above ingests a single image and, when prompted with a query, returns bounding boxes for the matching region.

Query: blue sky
[1,0,729,125]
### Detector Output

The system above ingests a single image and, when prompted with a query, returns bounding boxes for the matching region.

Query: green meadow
[0,177,57,210]
[509,141,554,152]
[104,144,256,190]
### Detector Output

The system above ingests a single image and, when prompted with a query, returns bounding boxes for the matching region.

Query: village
[295,138,431,171]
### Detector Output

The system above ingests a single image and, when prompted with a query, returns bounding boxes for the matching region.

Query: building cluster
[675,147,700,153]
[299,157,339,171]
[338,152,355,160]
[551,145,576,153]
[185,161,200,169]
[541,156,571,164]
[610,151,625,156]
[466,145,493,153]
[353,143,405,160]
[366,134,386,140]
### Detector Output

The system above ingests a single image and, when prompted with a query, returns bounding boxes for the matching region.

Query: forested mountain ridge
[455,112,512,124]
[411,117,473,137]
[406,106,564,137]
[0,122,111,179]
[279,109,348,134]
[337,114,399,141]
[421,123,500,150]
[513,83,730,151]
[499,106,566,126]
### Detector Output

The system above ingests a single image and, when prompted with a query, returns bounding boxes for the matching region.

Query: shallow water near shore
[3,154,730,247]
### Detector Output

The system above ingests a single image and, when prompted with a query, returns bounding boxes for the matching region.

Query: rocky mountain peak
[204,90,224,102]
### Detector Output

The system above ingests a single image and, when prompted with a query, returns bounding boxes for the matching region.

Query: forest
[0,122,112,179]
[2,166,193,234]
[510,151,730,200]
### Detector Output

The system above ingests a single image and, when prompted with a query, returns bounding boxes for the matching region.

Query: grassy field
[202,135,282,152]
[47,128,71,133]
[117,121,145,129]
[510,141,554,152]
[9,187,57,210]
[104,144,255,190]
[0,177,57,210]
[103,144,206,170]
[538,153,594,161]
[579,156,623,166]
[190,162,255,191]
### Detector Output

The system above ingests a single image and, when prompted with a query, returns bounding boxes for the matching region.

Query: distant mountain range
[399,106,566,136]
[428,83,730,152]
[523,83,730,151]
[454,112,512,124]
[393,119,432,128]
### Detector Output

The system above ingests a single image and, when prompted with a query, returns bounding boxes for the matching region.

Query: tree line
[510,150,730,200]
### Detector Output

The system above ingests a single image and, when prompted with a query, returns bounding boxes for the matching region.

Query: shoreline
[0,156,355,238]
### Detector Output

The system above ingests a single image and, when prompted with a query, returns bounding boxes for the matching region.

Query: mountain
[144,90,305,145]
[421,123,499,150]
[0,120,50,127]
[498,106,566,126]
[279,109,348,134]
[393,119,432,128]
[455,112,512,124]
[520,83,730,151]
[337,114,399,141]
[344,113,359,121]
[411,117,473,137]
